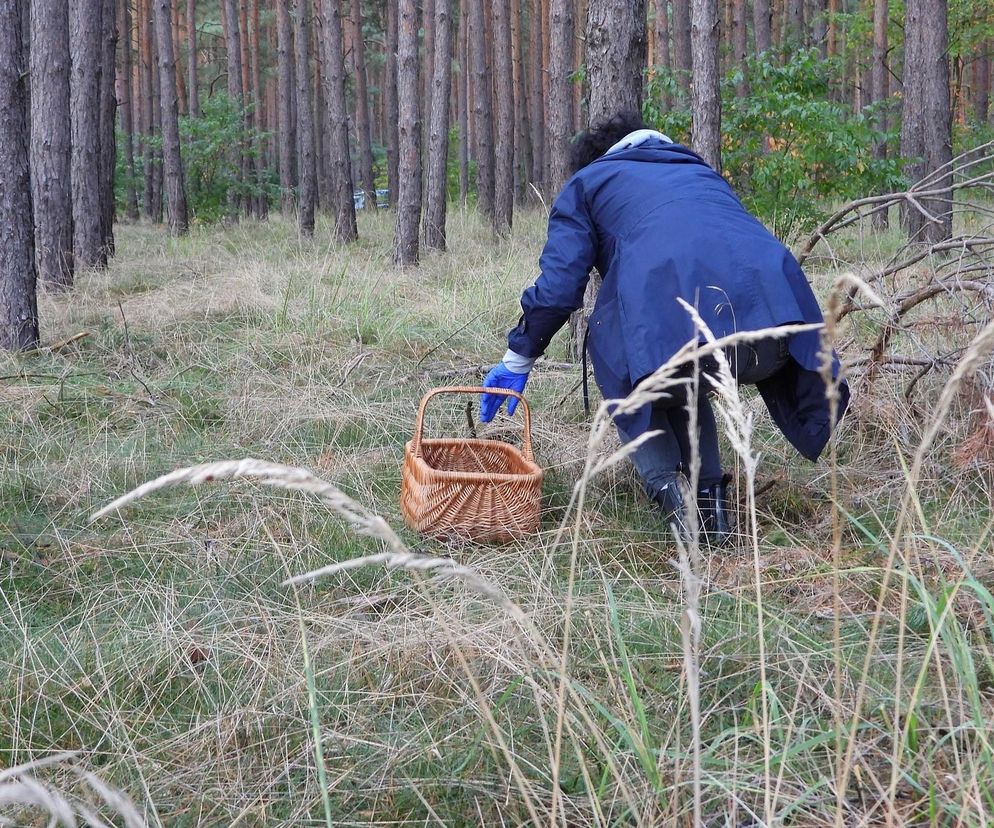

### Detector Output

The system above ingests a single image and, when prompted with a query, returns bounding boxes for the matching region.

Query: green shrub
[117,94,278,224]
[644,50,904,241]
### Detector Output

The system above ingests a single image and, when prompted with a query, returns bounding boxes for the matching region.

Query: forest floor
[2,210,994,826]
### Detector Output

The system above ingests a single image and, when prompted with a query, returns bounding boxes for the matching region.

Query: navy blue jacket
[507,139,849,461]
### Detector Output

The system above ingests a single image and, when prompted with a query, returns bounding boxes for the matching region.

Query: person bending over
[479,112,849,545]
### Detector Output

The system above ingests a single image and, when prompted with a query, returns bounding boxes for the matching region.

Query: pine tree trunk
[512,0,528,202]
[393,0,421,264]
[458,0,470,204]
[423,0,435,132]
[251,0,267,219]
[99,0,118,255]
[784,0,803,45]
[71,0,108,268]
[293,0,316,235]
[118,0,140,221]
[672,0,691,95]
[222,0,244,220]
[385,0,399,206]
[826,0,838,57]
[30,0,74,289]
[150,18,164,222]
[973,48,989,123]
[731,0,748,95]
[350,0,376,208]
[810,0,827,56]
[573,0,584,132]
[528,0,545,191]
[0,0,39,350]
[187,0,199,116]
[493,0,515,233]
[585,0,647,123]
[313,31,330,208]
[277,0,297,215]
[155,0,189,233]
[900,0,952,244]
[691,0,721,171]
[655,0,672,107]
[424,0,451,249]
[469,0,495,216]
[173,0,186,113]
[238,0,252,216]
[318,0,358,241]
[871,0,889,227]
[754,0,772,54]
[547,0,574,195]
[139,0,158,219]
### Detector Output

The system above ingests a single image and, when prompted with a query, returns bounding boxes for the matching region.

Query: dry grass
[2,207,994,825]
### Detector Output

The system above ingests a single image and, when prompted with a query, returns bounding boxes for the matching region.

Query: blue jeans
[619,336,790,496]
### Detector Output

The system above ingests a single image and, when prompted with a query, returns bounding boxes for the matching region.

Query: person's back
[479,111,849,545]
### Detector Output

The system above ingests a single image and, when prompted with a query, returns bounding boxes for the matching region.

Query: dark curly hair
[568,111,648,173]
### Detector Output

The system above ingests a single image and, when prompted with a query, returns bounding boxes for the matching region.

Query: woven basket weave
[400,386,544,542]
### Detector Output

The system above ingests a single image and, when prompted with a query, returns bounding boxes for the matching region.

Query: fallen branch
[20,331,90,356]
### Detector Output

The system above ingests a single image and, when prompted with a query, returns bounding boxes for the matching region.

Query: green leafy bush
[117,95,278,224]
[644,49,904,241]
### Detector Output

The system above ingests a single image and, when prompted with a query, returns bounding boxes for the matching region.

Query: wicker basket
[400,386,544,542]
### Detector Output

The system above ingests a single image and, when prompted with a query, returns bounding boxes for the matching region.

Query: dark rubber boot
[652,476,688,541]
[698,474,733,547]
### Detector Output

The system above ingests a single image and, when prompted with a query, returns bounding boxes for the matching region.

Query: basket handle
[411,386,535,462]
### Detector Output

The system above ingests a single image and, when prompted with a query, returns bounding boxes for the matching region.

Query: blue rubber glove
[480,363,530,422]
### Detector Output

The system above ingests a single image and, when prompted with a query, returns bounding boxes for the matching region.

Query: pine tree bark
[512,0,528,201]
[393,0,421,264]
[528,0,544,191]
[585,0,647,123]
[973,48,989,123]
[457,0,470,204]
[293,0,316,234]
[424,0,451,249]
[827,0,837,57]
[238,0,252,216]
[251,0,267,219]
[313,30,330,207]
[468,0,495,216]
[154,0,189,233]
[99,0,117,255]
[71,0,108,268]
[493,0,515,233]
[117,0,140,221]
[222,0,244,220]
[784,0,803,45]
[731,0,748,96]
[423,0,435,131]
[139,0,158,219]
[317,0,358,241]
[1,0,39,350]
[900,0,952,243]
[691,0,721,171]
[173,0,186,113]
[547,0,574,195]
[810,0,826,56]
[277,0,297,214]
[350,0,376,208]
[30,0,74,289]
[150,18,164,222]
[871,0,889,227]
[385,0,399,206]
[672,0,692,94]
[754,0,772,54]
[187,0,199,116]
[655,0,671,106]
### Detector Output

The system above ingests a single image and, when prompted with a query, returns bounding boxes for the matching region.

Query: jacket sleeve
[507,177,598,358]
